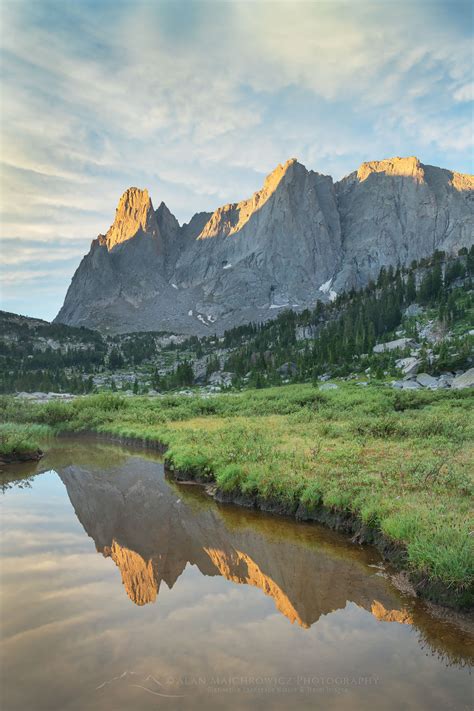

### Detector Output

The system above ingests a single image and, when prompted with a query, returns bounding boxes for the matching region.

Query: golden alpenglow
[99,187,159,251]
[197,158,298,240]
[55,156,473,335]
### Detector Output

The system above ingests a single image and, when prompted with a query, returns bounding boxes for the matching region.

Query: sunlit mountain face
[2,1,473,323]
[54,157,474,336]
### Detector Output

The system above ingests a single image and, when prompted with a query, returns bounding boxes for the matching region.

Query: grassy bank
[0,422,52,462]
[1,384,473,605]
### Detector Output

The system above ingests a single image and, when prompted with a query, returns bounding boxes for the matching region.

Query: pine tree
[406,271,416,303]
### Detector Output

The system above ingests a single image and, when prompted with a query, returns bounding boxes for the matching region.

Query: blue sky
[1,0,473,320]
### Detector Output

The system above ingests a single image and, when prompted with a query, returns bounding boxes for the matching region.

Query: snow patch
[269,304,287,309]
[197,314,210,326]
[319,278,332,294]
[207,315,216,323]
[171,283,178,289]
[319,278,337,302]
[188,310,193,316]
[223,263,232,270]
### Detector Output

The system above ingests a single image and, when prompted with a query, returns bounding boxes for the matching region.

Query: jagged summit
[100,187,158,251]
[197,157,304,241]
[261,156,299,190]
[357,156,424,182]
[354,156,474,190]
[55,156,473,335]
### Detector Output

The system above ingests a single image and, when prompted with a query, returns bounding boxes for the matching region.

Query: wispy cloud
[0,0,472,319]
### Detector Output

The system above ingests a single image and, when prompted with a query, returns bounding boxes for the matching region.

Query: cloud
[0,0,472,319]
[453,82,474,102]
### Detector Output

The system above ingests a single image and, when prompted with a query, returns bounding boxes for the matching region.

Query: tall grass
[0,423,52,457]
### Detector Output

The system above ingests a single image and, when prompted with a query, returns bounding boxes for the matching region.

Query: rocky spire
[155,201,180,236]
[102,187,159,250]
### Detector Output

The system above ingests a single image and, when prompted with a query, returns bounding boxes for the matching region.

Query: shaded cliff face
[55,156,473,335]
[56,454,413,628]
[334,157,474,291]
[173,159,342,323]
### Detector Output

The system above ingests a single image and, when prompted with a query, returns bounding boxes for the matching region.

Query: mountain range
[55,156,474,335]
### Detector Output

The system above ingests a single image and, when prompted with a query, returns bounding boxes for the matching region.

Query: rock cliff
[55,156,473,334]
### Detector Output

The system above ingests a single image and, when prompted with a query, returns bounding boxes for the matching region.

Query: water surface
[1,439,472,710]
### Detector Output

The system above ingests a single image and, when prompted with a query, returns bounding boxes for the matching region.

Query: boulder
[373,338,417,354]
[319,382,338,390]
[208,371,234,387]
[278,362,298,376]
[401,380,421,390]
[404,304,423,317]
[438,373,454,385]
[395,356,420,377]
[416,373,439,388]
[451,368,474,389]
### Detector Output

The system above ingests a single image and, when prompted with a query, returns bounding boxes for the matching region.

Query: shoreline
[56,429,473,612]
[0,449,43,465]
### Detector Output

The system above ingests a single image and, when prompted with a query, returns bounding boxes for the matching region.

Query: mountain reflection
[56,453,413,628]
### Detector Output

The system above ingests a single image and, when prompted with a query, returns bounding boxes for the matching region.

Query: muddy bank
[170,467,473,612]
[0,448,43,465]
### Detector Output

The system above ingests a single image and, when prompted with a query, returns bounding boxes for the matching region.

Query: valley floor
[1,383,473,608]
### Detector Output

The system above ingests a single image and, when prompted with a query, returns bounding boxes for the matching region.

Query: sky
[0,0,473,321]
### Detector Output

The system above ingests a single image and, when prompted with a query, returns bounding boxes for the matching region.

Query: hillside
[1,249,473,395]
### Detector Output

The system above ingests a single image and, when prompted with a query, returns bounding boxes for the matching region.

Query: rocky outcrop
[373,337,417,353]
[451,368,474,389]
[55,156,473,335]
